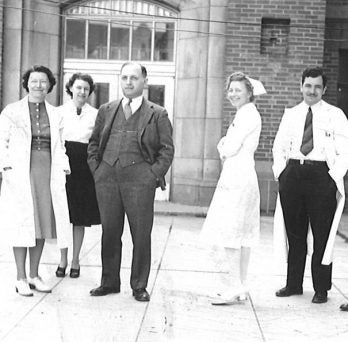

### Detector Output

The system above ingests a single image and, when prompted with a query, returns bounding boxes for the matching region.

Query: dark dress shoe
[133,288,150,302]
[276,286,303,297]
[90,285,120,296]
[312,291,328,304]
[340,303,348,311]
[55,266,66,278]
[70,268,80,278]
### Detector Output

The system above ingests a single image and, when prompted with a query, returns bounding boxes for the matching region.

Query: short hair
[65,73,95,98]
[120,62,147,78]
[301,67,327,88]
[22,65,56,93]
[226,72,254,102]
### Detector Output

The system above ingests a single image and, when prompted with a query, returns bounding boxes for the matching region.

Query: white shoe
[15,279,34,297]
[28,276,52,293]
[212,286,249,305]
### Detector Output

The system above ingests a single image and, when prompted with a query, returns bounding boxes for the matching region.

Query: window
[64,1,177,62]
[88,21,108,59]
[260,18,290,56]
[154,23,174,61]
[110,22,129,60]
[66,19,85,58]
[132,22,152,60]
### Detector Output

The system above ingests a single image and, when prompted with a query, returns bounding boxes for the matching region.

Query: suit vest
[102,104,144,167]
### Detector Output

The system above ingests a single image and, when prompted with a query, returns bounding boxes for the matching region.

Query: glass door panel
[88,83,109,108]
[145,76,174,201]
[62,73,118,108]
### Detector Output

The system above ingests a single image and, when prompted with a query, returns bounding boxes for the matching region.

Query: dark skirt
[65,141,100,226]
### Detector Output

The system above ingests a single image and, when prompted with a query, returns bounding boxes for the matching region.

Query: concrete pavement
[1,202,348,342]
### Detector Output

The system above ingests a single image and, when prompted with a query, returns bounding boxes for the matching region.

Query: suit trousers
[279,161,337,292]
[94,160,156,290]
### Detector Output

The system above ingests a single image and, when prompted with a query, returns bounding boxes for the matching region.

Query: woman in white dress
[201,72,265,304]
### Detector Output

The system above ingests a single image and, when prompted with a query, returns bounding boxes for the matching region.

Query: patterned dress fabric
[29,101,57,239]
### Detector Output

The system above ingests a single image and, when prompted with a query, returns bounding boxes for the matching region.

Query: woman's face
[70,79,91,106]
[27,72,50,102]
[227,80,251,109]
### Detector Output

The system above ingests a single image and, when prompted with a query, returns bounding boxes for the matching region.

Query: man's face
[120,64,146,99]
[301,76,326,106]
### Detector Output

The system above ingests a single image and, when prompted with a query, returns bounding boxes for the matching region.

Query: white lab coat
[0,96,71,247]
[273,100,348,265]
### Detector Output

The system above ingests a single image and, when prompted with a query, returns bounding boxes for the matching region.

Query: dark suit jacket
[87,98,174,190]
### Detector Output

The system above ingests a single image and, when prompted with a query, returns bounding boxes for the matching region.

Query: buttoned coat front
[273,100,348,265]
[0,96,71,248]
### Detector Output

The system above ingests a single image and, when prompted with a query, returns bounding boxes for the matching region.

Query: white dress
[201,102,261,248]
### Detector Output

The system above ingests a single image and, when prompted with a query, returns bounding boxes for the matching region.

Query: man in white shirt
[273,67,348,304]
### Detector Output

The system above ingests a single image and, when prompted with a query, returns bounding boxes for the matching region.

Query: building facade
[0,0,347,211]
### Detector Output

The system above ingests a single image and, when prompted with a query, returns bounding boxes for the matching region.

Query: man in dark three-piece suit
[87,62,174,301]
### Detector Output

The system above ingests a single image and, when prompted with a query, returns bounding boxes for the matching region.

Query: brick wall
[224,0,327,162]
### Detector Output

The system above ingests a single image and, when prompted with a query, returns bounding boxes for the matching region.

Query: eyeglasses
[29,80,48,85]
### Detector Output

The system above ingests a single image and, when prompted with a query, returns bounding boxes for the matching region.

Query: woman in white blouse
[56,73,100,278]
[201,72,265,305]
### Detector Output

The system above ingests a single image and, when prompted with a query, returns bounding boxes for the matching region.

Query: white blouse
[59,100,98,144]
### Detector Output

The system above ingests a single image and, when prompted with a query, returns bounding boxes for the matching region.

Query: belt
[288,159,327,166]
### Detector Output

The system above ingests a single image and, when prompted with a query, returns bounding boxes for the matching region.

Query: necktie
[124,98,132,120]
[300,107,313,156]
[76,107,82,116]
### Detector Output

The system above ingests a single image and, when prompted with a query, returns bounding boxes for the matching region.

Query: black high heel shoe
[55,266,67,278]
[70,267,80,278]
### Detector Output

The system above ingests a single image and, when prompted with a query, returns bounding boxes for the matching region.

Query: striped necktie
[300,107,313,156]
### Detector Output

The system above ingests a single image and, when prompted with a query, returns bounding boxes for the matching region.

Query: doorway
[338,49,348,117]
[62,67,174,200]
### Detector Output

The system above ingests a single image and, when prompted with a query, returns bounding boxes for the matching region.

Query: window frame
[63,1,177,63]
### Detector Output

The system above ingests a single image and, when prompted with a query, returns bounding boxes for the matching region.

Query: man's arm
[87,106,105,174]
[272,109,291,180]
[150,108,174,180]
[328,108,348,183]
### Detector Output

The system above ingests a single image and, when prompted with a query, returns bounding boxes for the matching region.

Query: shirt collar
[67,99,88,114]
[122,95,143,113]
[301,99,322,113]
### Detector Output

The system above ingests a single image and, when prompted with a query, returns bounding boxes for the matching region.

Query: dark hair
[22,65,56,93]
[65,73,95,98]
[301,67,327,88]
[226,72,254,102]
[120,62,147,78]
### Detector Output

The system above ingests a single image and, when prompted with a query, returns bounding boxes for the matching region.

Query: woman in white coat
[201,72,265,305]
[0,65,71,296]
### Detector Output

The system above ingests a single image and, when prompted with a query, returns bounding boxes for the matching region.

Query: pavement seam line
[248,295,267,342]
[1,293,51,341]
[135,220,174,342]
[332,282,348,300]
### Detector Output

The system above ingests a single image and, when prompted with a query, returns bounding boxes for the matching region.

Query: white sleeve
[328,109,348,183]
[0,106,13,171]
[217,109,260,158]
[272,109,291,180]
